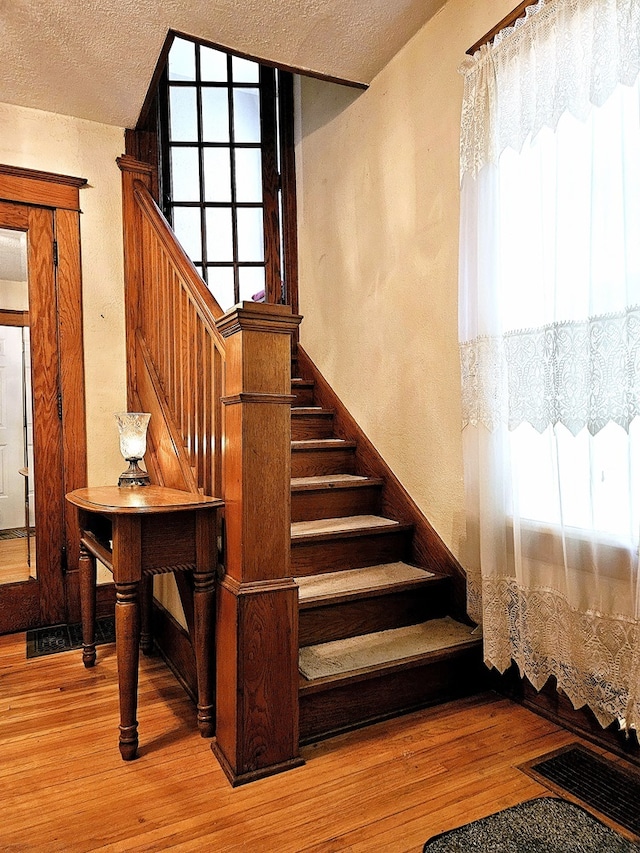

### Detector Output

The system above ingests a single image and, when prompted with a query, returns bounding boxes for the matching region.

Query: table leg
[192,570,215,737]
[79,541,97,668]
[140,574,154,655]
[115,580,140,760]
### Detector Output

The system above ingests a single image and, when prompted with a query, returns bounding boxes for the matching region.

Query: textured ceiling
[2,0,446,129]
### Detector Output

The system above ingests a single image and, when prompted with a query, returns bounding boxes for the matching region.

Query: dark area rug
[422,797,639,852]
[522,742,640,838]
[26,616,115,658]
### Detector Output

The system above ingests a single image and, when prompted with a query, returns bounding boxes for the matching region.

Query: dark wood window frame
[127,31,298,315]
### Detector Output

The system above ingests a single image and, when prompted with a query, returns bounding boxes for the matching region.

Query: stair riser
[291,449,356,477]
[291,529,412,577]
[299,584,450,646]
[290,387,315,406]
[299,646,487,743]
[291,485,382,522]
[291,415,335,441]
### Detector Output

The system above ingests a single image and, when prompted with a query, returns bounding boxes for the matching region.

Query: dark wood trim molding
[169,29,368,91]
[297,345,469,620]
[279,72,299,321]
[0,580,40,633]
[0,309,29,326]
[0,167,88,628]
[467,1,537,55]
[493,667,640,769]
[55,206,89,599]
[0,164,87,211]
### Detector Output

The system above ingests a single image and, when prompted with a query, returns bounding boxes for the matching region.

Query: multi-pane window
[160,36,291,312]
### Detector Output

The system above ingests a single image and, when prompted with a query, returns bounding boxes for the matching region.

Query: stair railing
[117,155,303,786]
[118,156,224,497]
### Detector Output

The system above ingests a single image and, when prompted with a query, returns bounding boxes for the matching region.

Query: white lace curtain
[459,0,640,730]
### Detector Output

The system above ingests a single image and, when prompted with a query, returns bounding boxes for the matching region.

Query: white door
[0,324,27,531]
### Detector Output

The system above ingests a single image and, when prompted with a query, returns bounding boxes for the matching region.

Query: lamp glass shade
[115,412,151,460]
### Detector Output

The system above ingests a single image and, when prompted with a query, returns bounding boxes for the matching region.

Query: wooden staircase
[289,369,487,743]
[118,159,486,782]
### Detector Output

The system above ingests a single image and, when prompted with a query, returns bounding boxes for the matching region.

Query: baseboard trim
[151,599,197,703]
[493,667,640,769]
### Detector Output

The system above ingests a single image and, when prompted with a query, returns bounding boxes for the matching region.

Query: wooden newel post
[212,301,303,786]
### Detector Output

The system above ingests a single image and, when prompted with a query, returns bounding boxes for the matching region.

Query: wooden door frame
[0,164,88,630]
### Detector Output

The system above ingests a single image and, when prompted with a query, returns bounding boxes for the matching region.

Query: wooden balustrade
[118,155,303,784]
[118,158,225,499]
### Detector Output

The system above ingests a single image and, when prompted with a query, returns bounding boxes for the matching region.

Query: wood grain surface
[0,630,590,853]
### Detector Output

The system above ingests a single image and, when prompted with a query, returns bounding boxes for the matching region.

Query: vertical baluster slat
[204,331,213,497]
[188,301,197,466]
[128,178,226,502]
[196,317,207,488]
[140,219,151,346]
[166,267,175,413]
[179,286,188,447]
[153,233,160,373]
[213,346,223,500]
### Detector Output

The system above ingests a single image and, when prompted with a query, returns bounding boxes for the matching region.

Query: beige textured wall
[0,101,127,488]
[296,0,514,563]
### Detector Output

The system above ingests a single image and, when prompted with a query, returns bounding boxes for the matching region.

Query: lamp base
[118,459,151,487]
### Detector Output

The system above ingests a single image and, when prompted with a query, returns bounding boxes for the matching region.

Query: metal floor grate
[0,527,30,540]
[26,617,115,658]
[526,744,640,839]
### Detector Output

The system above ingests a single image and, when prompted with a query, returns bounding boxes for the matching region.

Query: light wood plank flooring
[0,630,583,852]
[0,537,35,584]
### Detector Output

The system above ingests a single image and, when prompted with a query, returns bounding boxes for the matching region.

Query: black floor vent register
[525,743,640,839]
[26,617,115,659]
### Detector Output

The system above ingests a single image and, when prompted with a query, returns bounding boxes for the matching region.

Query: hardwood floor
[0,537,35,584]
[0,630,583,852]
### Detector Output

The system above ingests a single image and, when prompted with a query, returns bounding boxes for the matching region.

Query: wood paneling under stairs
[0,629,596,853]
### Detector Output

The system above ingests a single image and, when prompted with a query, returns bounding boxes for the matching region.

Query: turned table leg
[115,580,140,760]
[193,570,215,738]
[79,540,97,668]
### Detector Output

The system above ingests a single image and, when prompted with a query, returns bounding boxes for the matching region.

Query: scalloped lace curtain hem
[467,571,640,730]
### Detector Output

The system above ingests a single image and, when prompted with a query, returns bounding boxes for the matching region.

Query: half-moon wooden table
[66,485,223,760]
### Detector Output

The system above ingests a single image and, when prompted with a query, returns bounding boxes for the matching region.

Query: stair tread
[299,617,479,682]
[291,474,382,491]
[291,438,356,450]
[291,407,333,415]
[291,378,314,386]
[291,515,400,540]
[296,562,436,604]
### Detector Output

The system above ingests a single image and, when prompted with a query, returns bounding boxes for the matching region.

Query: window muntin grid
[164,36,269,311]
